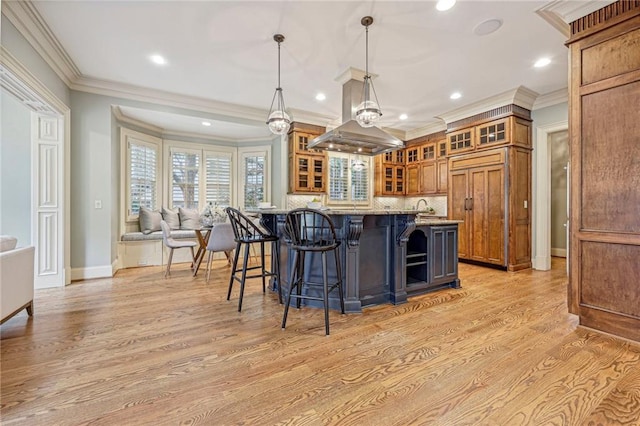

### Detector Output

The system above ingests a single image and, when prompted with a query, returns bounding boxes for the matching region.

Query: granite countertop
[248,208,462,225]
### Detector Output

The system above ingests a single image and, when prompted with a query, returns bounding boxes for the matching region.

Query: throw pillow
[0,235,18,252]
[179,207,200,230]
[139,207,162,235]
[161,207,180,230]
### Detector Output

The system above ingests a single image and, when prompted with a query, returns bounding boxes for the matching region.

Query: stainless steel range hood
[308,79,404,155]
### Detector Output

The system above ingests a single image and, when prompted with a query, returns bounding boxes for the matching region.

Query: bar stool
[282,208,345,335]
[225,207,282,312]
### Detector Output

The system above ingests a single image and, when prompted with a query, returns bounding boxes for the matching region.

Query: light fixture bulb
[534,57,551,68]
[356,100,382,128]
[267,110,291,135]
[436,0,456,11]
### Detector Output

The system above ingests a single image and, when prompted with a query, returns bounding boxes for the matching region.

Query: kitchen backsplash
[285,195,447,216]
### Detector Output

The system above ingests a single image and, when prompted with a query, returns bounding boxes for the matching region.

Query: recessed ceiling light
[202,121,211,127]
[149,54,167,65]
[450,92,462,100]
[315,93,326,101]
[436,0,456,11]
[399,114,408,120]
[534,57,551,68]
[474,19,503,36]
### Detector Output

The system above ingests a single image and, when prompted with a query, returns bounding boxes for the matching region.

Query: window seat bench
[118,230,199,269]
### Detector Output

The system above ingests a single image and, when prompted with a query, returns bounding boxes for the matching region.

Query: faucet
[415,198,428,211]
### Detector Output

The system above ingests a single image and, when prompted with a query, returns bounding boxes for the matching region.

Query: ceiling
[9,1,611,141]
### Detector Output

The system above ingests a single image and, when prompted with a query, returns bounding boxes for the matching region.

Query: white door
[32,113,65,288]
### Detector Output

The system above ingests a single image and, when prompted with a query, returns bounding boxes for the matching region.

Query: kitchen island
[257,209,461,313]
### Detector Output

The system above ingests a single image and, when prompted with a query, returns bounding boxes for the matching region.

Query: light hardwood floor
[1,258,639,425]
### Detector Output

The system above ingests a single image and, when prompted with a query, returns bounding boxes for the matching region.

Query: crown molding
[72,75,273,125]
[334,67,378,85]
[2,0,81,86]
[435,86,539,125]
[536,0,617,37]
[113,105,277,144]
[532,88,568,110]
[405,121,447,141]
[112,106,164,134]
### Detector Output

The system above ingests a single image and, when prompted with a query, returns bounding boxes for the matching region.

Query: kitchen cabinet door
[419,162,437,194]
[449,170,469,259]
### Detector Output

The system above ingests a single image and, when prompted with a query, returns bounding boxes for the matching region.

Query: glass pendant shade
[356,17,382,128]
[267,34,291,136]
[267,107,291,135]
[356,99,382,128]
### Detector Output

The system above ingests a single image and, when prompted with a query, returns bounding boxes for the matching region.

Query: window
[205,151,232,208]
[170,148,200,209]
[123,129,161,221]
[238,147,270,209]
[327,153,371,206]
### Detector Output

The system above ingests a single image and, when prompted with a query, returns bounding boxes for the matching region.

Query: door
[32,113,66,288]
[468,165,505,265]
[449,170,469,259]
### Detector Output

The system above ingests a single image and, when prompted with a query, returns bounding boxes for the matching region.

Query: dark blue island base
[258,210,461,314]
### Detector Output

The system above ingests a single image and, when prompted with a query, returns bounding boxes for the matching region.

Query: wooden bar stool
[282,208,345,335]
[225,207,282,312]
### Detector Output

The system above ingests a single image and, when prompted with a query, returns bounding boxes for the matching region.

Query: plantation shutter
[170,149,200,209]
[328,156,349,201]
[128,141,158,217]
[205,151,232,207]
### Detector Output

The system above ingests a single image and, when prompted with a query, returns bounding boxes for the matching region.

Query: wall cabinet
[448,145,531,271]
[375,152,405,196]
[402,139,448,196]
[566,1,640,342]
[288,125,327,194]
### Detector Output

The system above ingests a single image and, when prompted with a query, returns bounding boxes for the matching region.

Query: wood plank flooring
[1,258,639,425]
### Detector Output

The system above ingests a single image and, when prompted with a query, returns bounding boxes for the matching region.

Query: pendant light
[266,34,291,135]
[355,16,382,128]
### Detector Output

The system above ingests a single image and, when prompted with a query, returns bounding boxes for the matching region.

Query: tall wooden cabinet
[288,123,327,194]
[566,1,640,341]
[447,112,532,271]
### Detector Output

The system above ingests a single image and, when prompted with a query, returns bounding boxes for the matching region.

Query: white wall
[0,88,32,246]
[531,102,569,269]
[550,130,568,253]
[68,90,279,274]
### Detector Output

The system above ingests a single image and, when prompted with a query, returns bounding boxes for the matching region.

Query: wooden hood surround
[566,0,640,342]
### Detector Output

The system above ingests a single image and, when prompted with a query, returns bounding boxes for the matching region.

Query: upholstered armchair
[0,236,35,324]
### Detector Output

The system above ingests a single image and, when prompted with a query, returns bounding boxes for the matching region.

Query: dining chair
[160,220,197,278]
[204,222,236,282]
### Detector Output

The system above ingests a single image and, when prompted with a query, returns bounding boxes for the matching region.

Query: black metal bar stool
[282,208,345,335]
[225,207,282,312]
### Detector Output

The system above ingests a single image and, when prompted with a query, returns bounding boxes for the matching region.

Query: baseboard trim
[70,264,115,281]
[551,248,567,257]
